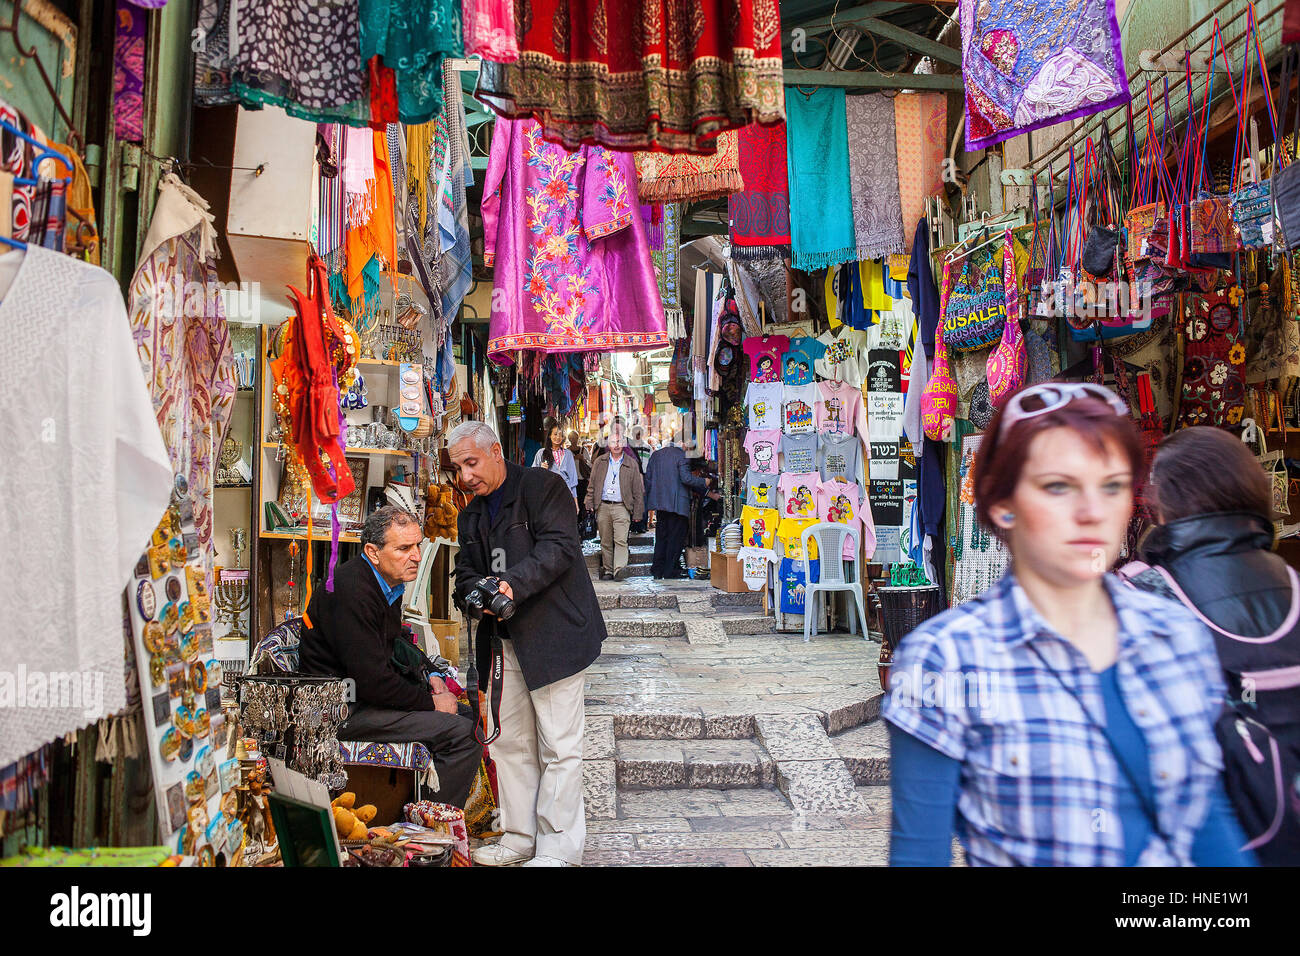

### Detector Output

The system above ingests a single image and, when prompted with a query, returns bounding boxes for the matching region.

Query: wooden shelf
[357,358,403,368]
[216,483,253,490]
[259,442,412,457]
[260,530,363,543]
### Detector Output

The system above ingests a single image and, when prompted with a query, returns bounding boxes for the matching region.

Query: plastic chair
[799,522,870,643]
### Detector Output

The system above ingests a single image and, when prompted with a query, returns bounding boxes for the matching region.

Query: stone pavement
[568,538,954,866]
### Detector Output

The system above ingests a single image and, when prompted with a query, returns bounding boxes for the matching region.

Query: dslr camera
[461,576,516,620]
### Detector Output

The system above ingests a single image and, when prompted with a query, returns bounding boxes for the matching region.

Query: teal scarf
[785,88,857,272]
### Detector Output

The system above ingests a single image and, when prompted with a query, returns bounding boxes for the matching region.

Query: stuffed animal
[330,792,377,841]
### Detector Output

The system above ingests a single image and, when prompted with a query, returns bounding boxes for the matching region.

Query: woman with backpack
[885,383,1253,866]
[1124,426,1300,865]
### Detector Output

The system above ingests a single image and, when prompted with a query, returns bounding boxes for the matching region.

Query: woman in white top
[532,420,579,504]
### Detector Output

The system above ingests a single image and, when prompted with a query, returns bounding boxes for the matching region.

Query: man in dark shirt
[300,506,480,808]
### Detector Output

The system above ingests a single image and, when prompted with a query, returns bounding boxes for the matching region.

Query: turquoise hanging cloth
[360,0,464,126]
[785,88,857,272]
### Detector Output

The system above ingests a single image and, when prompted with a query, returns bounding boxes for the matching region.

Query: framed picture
[333,457,369,525]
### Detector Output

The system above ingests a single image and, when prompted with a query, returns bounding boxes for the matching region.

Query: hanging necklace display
[285,540,301,621]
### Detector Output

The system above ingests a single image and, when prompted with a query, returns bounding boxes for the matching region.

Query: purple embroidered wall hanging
[960,0,1131,151]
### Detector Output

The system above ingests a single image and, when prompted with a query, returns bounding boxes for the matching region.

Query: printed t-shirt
[777,472,819,518]
[782,336,826,386]
[815,326,868,387]
[743,334,789,383]
[738,546,778,591]
[740,506,779,550]
[779,557,820,615]
[817,478,872,560]
[780,432,819,474]
[782,383,818,435]
[744,469,779,509]
[744,428,782,474]
[816,379,866,438]
[777,516,820,560]
[818,432,862,483]
[745,381,783,431]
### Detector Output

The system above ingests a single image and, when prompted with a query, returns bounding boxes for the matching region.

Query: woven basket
[875,585,944,691]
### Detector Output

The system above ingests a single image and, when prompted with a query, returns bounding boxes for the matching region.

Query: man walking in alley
[585,418,645,580]
[645,420,719,579]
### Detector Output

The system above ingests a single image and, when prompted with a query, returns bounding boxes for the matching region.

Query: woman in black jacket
[1129,426,1300,864]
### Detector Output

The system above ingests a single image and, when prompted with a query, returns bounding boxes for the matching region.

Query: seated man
[300,505,480,808]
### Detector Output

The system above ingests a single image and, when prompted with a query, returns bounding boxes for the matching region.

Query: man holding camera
[448,420,606,867]
[300,506,482,808]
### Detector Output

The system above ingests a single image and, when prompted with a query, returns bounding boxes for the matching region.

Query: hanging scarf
[846,94,905,259]
[406,120,435,236]
[728,120,791,251]
[113,0,146,142]
[894,93,948,250]
[316,125,346,262]
[435,59,473,319]
[344,128,398,318]
[785,88,856,271]
[463,0,519,62]
[734,247,789,323]
[959,0,1130,151]
[359,0,463,125]
[476,0,785,154]
[634,129,743,203]
[343,124,377,226]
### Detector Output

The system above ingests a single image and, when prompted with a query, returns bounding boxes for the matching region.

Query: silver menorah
[215,575,251,643]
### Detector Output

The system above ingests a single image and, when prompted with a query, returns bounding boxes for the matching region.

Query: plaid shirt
[884,571,1226,866]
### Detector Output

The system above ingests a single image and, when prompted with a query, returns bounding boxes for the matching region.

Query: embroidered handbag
[1175,290,1248,430]
[987,239,1027,406]
[943,230,1013,353]
[1273,48,1300,251]
[1188,21,1238,270]
[921,261,958,441]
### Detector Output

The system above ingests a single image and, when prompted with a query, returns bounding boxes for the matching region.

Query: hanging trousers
[491,641,588,864]
[652,510,689,577]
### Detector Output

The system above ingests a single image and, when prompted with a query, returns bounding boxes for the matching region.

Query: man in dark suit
[300,506,481,808]
[644,421,718,579]
[449,420,606,867]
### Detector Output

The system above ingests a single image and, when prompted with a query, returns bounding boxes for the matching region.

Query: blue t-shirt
[782,336,826,386]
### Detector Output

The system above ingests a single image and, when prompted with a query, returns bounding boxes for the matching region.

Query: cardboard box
[709,550,748,593]
[430,620,461,668]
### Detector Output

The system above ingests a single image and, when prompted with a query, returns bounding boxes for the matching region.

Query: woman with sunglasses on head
[1122,427,1300,865]
[884,383,1253,866]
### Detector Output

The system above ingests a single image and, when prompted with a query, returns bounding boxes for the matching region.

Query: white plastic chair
[799,522,870,643]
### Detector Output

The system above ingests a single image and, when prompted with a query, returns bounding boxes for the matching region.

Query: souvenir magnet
[143,621,165,654]
[159,728,181,762]
[185,770,204,803]
[166,784,186,831]
[166,663,186,698]
[134,554,150,578]
[160,601,180,636]
[183,532,200,559]
[174,473,189,498]
[152,692,171,726]
[194,707,210,738]
[180,628,199,662]
[136,580,157,620]
[205,687,222,712]
[165,576,183,603]
[178,736,193,762]
[168,537,187,566]
[178,600,195,631]
[190,660,207,694]
[174,704,195,738]
[148,652,166,688]
[148,545,169,579]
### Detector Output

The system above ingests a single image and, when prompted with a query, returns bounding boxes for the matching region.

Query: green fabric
[360,0,464,125]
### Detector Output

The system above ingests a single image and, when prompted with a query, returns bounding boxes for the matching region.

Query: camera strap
[465,617,504,746]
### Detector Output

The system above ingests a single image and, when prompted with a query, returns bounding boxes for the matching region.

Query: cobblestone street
[571,534,929,866]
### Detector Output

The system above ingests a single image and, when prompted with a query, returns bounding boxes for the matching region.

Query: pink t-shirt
[744,429,782,474]
[817,478,872,560]
[816,379,867,438]
[743,334,790,383]
[778,472,820,519]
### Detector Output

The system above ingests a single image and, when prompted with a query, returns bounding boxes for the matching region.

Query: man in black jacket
[300,506,480,808]
[449,420,606,867]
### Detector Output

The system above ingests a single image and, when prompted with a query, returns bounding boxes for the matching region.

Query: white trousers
[492,641,587,864]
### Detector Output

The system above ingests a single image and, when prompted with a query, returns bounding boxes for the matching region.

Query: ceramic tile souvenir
[160,728,181,761]
[166,782,186,830]
[166,663,186,698]
[152,692,171,726]
[148,545,169,579]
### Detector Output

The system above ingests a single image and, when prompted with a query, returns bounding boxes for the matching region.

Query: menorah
[215,575,251,643]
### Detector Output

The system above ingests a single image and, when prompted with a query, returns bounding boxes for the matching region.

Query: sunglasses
[999,383,1130,433]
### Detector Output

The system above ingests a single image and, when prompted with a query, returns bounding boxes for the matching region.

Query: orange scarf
[344,128,399,315]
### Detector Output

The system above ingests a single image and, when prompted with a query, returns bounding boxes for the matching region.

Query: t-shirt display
[816,379,866,438]
[778,472,819,518]
[740,505,779,550]
[743,334,789,383]
[738,546,778,591]
[815,326,868,386]
[818,431,863,483]
[780,432,819,474]
[777,516,821,559]
[817,478,870,560]
[781,383,818,435]
[744,469,779,509]
[779,557,820,614]
[744,428,782,473]
[744,381,783,431]
[782,336,826,386]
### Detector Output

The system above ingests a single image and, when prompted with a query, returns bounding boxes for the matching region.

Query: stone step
[831,718,890,786]
[602,611,687,639]
[615,738,774,790]
[597,593,680,611]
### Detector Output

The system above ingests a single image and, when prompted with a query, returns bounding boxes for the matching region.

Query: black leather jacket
[1141,511,1300,723]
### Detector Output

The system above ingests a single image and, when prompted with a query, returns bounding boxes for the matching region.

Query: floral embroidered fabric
[959,0,1130,151]
[1175,290,1247,429]
[475,0,786,154]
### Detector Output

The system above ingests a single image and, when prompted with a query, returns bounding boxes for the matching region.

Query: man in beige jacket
[584,419,646,580]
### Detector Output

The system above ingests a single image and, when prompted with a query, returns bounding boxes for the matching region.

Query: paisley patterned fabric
[476,0,786,154]
[959,0,1130,151]
[728,121,790,247]
[360,0,463,125]
[113,0,146,142]
[845,93,905,259]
